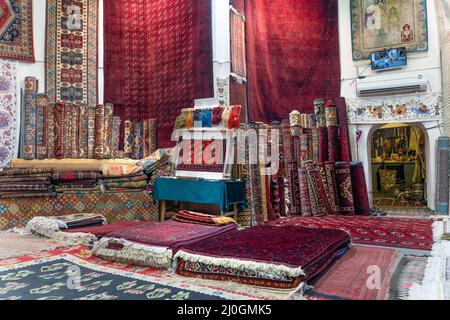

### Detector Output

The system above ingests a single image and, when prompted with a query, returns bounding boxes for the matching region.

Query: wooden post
[159,200,167,222]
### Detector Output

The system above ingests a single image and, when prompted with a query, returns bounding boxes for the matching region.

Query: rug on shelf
[304,246,398,300]
[388,255,429,300]
[0,0,34,62]
[0,246,301,300]
[0,60,18,168]
[269,216,434,251]
[0,191,158,230]
[46,0,98,106]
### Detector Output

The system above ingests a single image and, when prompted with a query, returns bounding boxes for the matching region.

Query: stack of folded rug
[53,171,103,193]
[101,173,148,192]
[93,220,238,269]
[101,149,170,192]
[0,168,55,198]
[173,210,237,226]
[174,225,352,290]
[26,213,107,244]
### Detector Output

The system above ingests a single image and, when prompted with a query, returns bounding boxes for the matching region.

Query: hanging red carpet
[269,216,434,251]
[104,0,213,147]
[46,0,98,106]
[245,0,341,122]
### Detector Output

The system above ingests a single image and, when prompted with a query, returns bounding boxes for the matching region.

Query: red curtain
[245,0,341,122]
[104,0,213,148]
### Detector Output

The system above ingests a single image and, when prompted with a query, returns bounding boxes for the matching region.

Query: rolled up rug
[298,166,312,217]
[318,126,328,163]
[350,161,371,216]
[335,162,355,216]
[327,125,340,162]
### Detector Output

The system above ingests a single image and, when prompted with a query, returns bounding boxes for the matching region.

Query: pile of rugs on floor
[235,99,370,226]
[21,76,158,160]
[0,212,447,300]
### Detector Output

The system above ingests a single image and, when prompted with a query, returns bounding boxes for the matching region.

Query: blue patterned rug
[0,255,223,300]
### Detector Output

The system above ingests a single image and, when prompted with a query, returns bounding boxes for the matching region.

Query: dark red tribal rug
[269,216,434,251]
[245,0,341,122]
[104,0,213,147]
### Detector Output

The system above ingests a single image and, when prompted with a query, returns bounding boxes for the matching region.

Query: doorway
[370,123,427,209]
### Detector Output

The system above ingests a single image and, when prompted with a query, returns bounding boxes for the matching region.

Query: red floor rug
[269,216,434,250]
[304,246,398,300]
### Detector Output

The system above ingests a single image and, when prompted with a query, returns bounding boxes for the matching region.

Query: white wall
[338,0,444,210]
[16,0,104,102]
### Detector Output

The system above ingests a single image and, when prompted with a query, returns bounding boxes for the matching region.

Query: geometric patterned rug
[0,246,300,300]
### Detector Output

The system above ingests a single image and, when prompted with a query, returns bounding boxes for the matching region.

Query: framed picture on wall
[350,0,428,60]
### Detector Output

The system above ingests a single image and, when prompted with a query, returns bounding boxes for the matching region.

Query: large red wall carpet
[104,0,213,148]
[245,0,341,122]
[269,216,434,251]
[304,246,398,300]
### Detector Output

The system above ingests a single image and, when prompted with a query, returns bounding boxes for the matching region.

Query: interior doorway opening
[370,123,428,209]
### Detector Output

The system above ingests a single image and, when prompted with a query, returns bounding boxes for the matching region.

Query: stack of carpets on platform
[174,225,351,290]
[172,211,237,226]
[53,171,103,193]
[0,168,55,198]
[93,220,238,269]
[101,173,148,192]
[26,213,107,244]
[101,149,171,192]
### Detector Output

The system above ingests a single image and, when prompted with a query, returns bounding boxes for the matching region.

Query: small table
[153,177,246,222]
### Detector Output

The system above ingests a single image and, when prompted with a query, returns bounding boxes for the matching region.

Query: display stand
[153,177,245,222]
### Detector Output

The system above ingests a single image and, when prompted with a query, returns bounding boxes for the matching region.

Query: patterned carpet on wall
[46,0,98,106]
[269,216,434,250]
[0,0,34,62]
[304,246,398,300]
[0,246,302,300]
